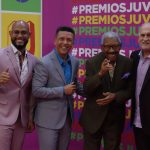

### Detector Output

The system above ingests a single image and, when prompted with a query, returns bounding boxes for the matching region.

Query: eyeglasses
[102,44,121,50]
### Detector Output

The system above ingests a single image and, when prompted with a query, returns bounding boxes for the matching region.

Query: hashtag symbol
[72,6,78,14]
[72,17,78,24]
[72,48,78,56]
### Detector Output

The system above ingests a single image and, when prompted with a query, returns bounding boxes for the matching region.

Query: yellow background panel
[1,13,41,58]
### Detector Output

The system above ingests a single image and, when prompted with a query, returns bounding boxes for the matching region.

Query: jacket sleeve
[115,59,133,103]
[83,59,103,96]
[32,61,64,99]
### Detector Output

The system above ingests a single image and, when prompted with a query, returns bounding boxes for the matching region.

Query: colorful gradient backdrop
[42,1,150,150]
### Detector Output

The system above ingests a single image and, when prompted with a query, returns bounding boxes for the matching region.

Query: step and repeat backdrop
[0,0,150,150]
[42,0,150,150]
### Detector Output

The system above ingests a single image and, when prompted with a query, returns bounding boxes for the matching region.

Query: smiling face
[101,37,121,62]
[9,21,30,53]
[138,23,150,55]
[54,31,74,59]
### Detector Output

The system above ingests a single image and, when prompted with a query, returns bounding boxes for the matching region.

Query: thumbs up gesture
[0,68,10,85]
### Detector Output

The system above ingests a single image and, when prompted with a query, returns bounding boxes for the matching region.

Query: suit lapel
[70,56,75,82]
[141,65,150,91]
[51,51,66,83]
[6,47,20,83]
[112,56,122,85]
[98,53,111,91]
[134,53,140,74]
[111,55,123,88]
[22,53,33,86]
[134,51,150,92]
[104,72,111,91]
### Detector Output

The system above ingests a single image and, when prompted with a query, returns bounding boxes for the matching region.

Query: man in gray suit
[32,26,83,150]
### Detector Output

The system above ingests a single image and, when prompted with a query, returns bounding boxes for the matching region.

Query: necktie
[18,53,23,70]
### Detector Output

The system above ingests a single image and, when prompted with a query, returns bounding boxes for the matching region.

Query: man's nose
[63,39,68,44]
[109,47,115,52]
[17,32,23,37]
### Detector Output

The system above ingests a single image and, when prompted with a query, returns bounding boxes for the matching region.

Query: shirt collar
[139,50,150,59]
[11,44,27,56]
[54,48,71,65]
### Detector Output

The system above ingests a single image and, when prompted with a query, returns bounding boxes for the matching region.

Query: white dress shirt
[11,44,28,85]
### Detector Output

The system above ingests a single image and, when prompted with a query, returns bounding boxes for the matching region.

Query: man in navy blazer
[32,26,83,150]
[130,22,150,150]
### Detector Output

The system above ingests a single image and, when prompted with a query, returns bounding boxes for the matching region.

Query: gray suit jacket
[32,50,82,129]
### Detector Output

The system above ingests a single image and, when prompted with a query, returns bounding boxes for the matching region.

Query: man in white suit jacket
[32,26,83,150]
[0,20,38,150]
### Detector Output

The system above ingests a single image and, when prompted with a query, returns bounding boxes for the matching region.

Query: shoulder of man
[41,52,53,62]
[130,50,140,58]
[27,51,39,62]
[70,54,79,61]
[118,54,133,67]
[86,52,104,64]
[0,46,12,56]
[118,54,130,60]
[0,48,6,54]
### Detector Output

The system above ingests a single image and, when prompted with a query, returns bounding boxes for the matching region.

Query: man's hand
[26,119,35,133]
[0,69,10,85]
[64,82,76,95]
[99,59,113,76]
[96,92,116,106]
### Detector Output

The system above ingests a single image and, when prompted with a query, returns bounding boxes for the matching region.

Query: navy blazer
[130,50,150,135]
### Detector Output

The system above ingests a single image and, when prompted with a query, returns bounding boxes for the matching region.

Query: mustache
[106,51,119,55]
[142,42,150,44]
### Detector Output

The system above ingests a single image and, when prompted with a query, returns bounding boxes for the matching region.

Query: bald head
[139,22,150,35]
[11,20,29,32]
[140,22,150,29]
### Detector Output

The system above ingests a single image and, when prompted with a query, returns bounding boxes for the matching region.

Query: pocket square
[121,72,130,79]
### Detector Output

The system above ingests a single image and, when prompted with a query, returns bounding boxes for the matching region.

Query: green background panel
[2,0,41,12]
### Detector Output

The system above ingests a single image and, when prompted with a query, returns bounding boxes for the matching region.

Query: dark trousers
[133,126,150,150]
[83,113,123,150]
